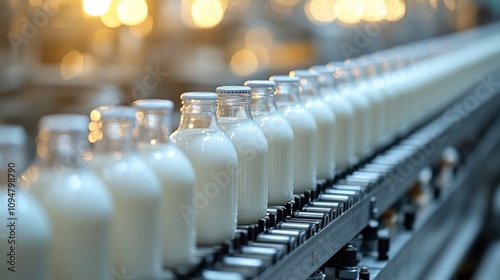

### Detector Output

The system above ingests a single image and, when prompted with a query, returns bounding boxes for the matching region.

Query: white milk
[170,129,238,245]
[90,153,162,279]
[291,70,336,179]
[301,97,336,179]
[272,76,317,193]
[251,114,294,205]
[0,187,51,280]
[23,166,113,280]
[218,118,268,224]
[344,87,371,160]
[137,145,195,268]
[320,87,355,170]
[276,101,317,193]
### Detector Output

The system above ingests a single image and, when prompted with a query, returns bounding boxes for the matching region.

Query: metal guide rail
[363,106,500,280]
[173,69,500,280]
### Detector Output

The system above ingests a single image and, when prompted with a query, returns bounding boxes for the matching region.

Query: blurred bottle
[89,106,162,279]
[21,114,113,280]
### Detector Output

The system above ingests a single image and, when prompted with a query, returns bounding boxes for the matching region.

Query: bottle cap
[290,69,318,78]
[94,106,136,120]
[215,86,251,94]
[0,125,26,146]
[132,99,174,110]
[39,114,89,132]
[181,92,218,101]
[269,75,300,83]
[244,80,276,88]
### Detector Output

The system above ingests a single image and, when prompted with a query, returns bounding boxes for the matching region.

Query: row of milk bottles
[2,26,500,280]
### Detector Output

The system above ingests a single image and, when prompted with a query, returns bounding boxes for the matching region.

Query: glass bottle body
[217,92,268,224]
[294,73,336,179]
[170,97,238,245]
[273,80,317,193]
[250,86,294,205]
[317,77,356,170]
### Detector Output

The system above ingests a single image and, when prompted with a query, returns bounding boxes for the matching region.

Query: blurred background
[1,0,500,154]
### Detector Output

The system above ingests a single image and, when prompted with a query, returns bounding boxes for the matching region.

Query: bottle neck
[217,94,252,120]
[36,130,91,168]
[274,82,301,104]
[94,119,134,154]
[251,89,279,113]
[134,109,171,147]
[177,100,220,130]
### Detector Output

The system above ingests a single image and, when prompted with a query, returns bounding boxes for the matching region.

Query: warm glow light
[90,110,101,121]
[191,0,225,29]
[101,0,122,28]
[83,0,112,16]
[129,14,154,39]
[334,0,363,24]
[274,0,301,6]
[429,0,437,9]
[230,49,259,77]
[443,0,455,10]
[384,0,405,22]
[247,44,270,67]
[117,0,148,26]
[60,50,84,80]
[362,0,387,22]
[305,0,337,24]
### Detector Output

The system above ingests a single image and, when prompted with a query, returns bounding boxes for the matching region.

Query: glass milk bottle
[290,70,336,180]
[170,92,238,245]
[270,75,317,193]
[216,86,269,224]
[344,60,376,157]
[132,99,196,268]
[351,59,386,151]
[327,63,370,162]
[89,106,162,279]
[245,80,294,206]
[310,66,355,172]
[21,114,113,280]
[0,125,51,280]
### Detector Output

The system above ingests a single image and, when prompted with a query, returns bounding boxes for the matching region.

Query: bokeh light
[191,0,225,29]
[305,0,337,24]
[334,0,363,24]
[60,50,84,80]
[230,48,259,76]
[117,0,148,26]
[83,0,112,17]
